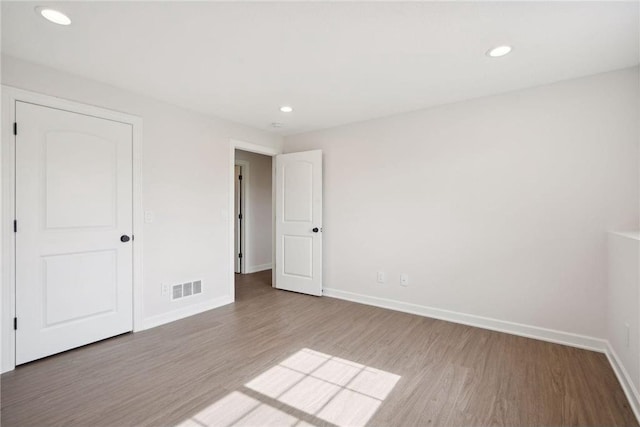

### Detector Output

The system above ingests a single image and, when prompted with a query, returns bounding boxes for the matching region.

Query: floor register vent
[172,280,202,300]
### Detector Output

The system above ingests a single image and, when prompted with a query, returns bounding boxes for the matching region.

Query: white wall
[1,55,282,343]
[607,232,640,398]
[235,149,273,273]
[285,67,639,340]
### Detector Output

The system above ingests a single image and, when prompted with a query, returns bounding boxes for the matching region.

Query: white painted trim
[142,295,233,330]
[271,159,276,288]
[609,230,640,241]
[229,139,280,301]
[132,115,144,335]
[230,139,281,157]
[1,85,144,373]
[246,263,273,274]
[323,288,607,352]
[606,342,640,423]
[235,160,250,274]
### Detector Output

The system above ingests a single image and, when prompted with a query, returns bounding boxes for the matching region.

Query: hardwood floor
[1,270,637,427]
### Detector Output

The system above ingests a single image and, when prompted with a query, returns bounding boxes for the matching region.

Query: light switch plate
[400,274,409,287]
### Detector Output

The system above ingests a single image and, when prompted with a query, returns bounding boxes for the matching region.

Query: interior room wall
[1,55,282,341]
[284,67,640,340]
[235,149,273,273]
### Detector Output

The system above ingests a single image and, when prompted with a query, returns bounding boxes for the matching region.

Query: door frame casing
[234,160,249,274]
[1,86,144,373]
[229,139,280,301]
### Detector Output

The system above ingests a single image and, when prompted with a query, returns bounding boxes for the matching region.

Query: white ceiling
[2,1,638,135]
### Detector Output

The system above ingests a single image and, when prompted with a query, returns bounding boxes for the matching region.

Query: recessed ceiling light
[487,45,512,58]
[36,6,71,26]
[280,106,293,113]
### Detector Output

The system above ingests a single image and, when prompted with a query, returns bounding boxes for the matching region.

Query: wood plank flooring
[1,270,637,426]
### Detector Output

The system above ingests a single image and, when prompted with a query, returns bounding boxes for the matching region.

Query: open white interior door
[15,101,134,365]
[275,150,323,296]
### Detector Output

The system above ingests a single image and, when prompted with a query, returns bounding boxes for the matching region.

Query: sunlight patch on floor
[176,348,401,427]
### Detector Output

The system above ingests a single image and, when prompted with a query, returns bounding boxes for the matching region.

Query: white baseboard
[322,288,607,352]
[605,343,640,422]
[245,263,272,274]
[141,295,233,330]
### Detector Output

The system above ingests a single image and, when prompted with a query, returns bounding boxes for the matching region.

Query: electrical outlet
[161,283,169,296]
[144,210,155,224]
[400,274,409,287]
[377,272,385,284]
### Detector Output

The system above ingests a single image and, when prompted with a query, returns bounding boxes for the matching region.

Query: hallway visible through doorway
[234,149,273,275]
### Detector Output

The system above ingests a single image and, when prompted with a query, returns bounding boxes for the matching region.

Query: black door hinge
[238,253,243,259]
[13,317,17,330]
[239,175,243,181]
[13,220,17,233]
[238,213,243,220]
[13,122,17,136]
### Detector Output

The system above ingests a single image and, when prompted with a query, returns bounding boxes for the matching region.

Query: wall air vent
[171,280,202,300]
[193,280,202,295]
[183,282,193,297]
[172,284,183,300]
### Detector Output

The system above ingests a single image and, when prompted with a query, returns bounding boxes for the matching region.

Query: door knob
[312,227,319,233]
[120,235,131,242]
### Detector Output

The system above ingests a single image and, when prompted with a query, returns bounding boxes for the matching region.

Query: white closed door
[275,150,323,296]
[15,101,134,365]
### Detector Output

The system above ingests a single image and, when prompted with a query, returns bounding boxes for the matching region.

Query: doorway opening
[234,149,273,279]
[228,140,323,301]
[228,140,279,300]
